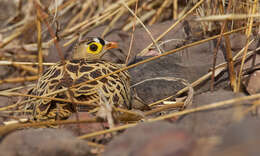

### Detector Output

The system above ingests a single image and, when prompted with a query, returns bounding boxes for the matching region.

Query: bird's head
[73,37,118,60]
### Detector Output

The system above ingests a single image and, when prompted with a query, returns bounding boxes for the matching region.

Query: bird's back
[27,58,131,121]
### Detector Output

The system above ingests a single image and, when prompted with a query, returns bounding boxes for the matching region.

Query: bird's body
[25,37,132,122]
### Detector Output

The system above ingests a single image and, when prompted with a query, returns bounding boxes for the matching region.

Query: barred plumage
[25,37,131,122]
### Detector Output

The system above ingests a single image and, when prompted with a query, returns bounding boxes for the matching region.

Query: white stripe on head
[93,37,100,43]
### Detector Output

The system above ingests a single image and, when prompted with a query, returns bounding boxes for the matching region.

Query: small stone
[210,119,260,156]
[0,128,91,156]
[178,89,250,137]
[246,70,260,94]
[105,122,195,156]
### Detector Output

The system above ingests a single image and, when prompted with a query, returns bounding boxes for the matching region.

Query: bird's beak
[104,42,118,50]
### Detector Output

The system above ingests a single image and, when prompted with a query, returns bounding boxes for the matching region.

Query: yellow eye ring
[86,42,103,54]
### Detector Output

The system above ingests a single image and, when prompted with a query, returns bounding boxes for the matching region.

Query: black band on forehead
[98,37,105,45]
[87,41,94,44]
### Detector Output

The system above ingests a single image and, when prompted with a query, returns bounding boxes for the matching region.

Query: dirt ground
[0,0,260,156]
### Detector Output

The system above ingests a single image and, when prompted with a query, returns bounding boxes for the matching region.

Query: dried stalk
[237,0,258,91]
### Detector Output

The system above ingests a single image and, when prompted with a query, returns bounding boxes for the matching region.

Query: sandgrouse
[25,37,131,122]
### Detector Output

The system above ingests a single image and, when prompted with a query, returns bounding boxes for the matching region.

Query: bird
[24,37,132,122]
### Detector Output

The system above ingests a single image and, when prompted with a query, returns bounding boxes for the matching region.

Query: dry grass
[0,0,260,154]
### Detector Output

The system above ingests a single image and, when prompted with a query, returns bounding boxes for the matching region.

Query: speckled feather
[27,58,131,121]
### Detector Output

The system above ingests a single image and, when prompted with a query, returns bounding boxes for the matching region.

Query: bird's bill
[104,42,118,50]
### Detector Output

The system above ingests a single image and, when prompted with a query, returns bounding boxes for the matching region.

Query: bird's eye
[86,42,103,54]
[90,44,98,51]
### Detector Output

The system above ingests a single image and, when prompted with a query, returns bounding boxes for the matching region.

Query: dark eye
[90,44,98,51]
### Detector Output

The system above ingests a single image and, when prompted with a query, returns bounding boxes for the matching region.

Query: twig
[0,61,55,66]
[149,44,259,107]
[144,102,184,116]
[0,92,98,110]
[12,64,38,74]
[36,8,43,75]
[121,1,162,54]
[196,13,260,21]
[125,0,138,64]
[71,25,255,90]
[237,0,258,92]
[0,118,99,137]
[148,93,260,122]
[78,123,136,139]
[98,89,115,129]
[23,24,256,99]
[33,0,65,62]
[149,0,171,25]
[102,8,125,37]
[78,93,260,139]
[0,76,38,85]
[173,0,178,19]
[212,0,236,91]
[122,10,156,31]
[138,0,205,56]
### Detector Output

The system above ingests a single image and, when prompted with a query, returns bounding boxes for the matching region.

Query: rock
[104,121,195,156]
[0,128,91,156]
[210,119,260,156]
[229,33,259,52]
[128,39,225,103]
[246,70,260,94]
[0,0,16,28]
[178,89,251,137]
[64,112,111,144]
[64,112,104,134]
